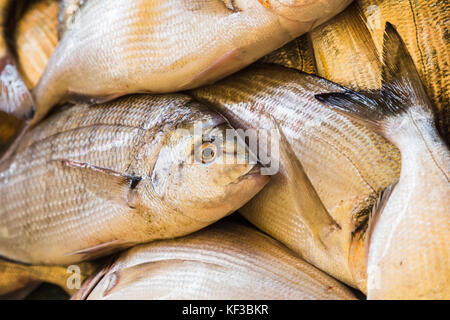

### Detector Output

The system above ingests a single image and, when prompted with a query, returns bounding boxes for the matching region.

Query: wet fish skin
[260,34,316,74]
[75,221,357,300]
[310,2,383,91]
[14,0,59,89]
[0,94,269,265]
[0,257,97,296]
[189,64,401,290]
[29,0,352,126]
[316,23,450,299]
[359,0,450,145]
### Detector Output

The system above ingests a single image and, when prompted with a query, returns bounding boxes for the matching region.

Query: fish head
[148,111,269,223]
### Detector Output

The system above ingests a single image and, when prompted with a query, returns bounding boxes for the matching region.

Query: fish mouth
[236,163,269,183]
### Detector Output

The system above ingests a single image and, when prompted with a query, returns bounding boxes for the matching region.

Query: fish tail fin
[315,22,435,140]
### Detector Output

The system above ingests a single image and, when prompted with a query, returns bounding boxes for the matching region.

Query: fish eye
[199,142,217,164]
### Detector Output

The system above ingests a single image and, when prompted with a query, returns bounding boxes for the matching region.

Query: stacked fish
[0,0,448,300]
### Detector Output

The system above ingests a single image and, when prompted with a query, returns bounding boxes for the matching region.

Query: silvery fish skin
[14,0,59,89]
[316,24,450,299]
[310,2,382,91]
[0,257,97,296]
[74,221,357,300]
[189,64,401,290]
[359,0,449,145]
[0,0,33,119]
[0,94,269,265]
[26,0,352,125]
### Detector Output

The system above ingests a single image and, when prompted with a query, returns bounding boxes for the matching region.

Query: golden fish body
[260,34,316,74]
[358,0,449,144]
[316,23,449,299]
[310,2,382,91]
[190,64,401,290]
[76,221,357,300]
[30,0,352,125]
[14,0,59,89]
[0,94,268,265]
[0,258,97,297]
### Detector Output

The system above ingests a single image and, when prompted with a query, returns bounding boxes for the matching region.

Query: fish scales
[316,23,450,299]
[14,0,59,89]
[192,65,400,212]
[24,0,353,125]
[310,2,383,90]
[0,94,268,265]
[359,0,449,144]
[80,222,357,300]
[190,64,401,289]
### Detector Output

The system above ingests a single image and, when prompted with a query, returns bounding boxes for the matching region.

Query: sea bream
[0,94,269,265]
[1,0,352,125]
[316,23,450,299]
[73,221,357,300]
[189,63,401,290]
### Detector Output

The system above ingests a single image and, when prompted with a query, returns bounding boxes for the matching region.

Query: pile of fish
[0,0,448,300]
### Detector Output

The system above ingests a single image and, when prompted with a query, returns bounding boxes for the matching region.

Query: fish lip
[236,163,269,183]
[201,113,227,130]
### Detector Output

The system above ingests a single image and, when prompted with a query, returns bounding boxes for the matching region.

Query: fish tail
[315,22,437,142]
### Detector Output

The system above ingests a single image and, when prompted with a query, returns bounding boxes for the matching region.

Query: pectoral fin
[57,159,142,208]
[269,117,340,247]
[64,240,132,260]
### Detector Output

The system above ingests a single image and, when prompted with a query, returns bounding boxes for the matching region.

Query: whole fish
[0,257,97,297]
[189,63,401,291]
[0,94,269,265]
[310,2,382,91]
[14,0,59,89]
[358,0,449,145]
[11,0,353,126]
[73,221,357,300]
[316,23,450,300]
